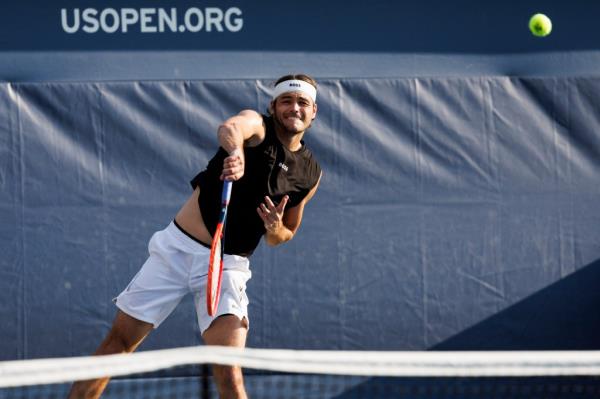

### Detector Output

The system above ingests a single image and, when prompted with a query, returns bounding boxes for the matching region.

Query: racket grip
[222,180,233,204]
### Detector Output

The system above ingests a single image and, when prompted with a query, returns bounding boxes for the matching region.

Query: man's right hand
[220,148,245,181]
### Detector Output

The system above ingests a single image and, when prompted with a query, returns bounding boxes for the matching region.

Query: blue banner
[0,0,598,52]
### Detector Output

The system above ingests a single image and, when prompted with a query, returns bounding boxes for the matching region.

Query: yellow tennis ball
[529,13,552,37]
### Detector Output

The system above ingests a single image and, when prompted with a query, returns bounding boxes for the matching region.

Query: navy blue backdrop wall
[1,0,600,361]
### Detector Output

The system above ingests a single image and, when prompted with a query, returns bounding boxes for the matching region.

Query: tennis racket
[207,180,233,316]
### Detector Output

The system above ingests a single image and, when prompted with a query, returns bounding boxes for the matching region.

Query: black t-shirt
[190,115,321,256]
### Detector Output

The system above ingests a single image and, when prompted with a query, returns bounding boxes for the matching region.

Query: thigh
[114,233,190,328]
[194,269,251,335]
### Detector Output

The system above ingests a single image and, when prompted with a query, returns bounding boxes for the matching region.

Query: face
[270,92,317,134]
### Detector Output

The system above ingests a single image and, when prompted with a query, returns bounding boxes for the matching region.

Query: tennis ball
[529,13,552,37]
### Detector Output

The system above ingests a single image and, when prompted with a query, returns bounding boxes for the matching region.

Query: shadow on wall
[332,259,600,399]
[432,258,600,351]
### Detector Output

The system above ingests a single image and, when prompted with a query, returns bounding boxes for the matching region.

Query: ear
[311,102,318,120]
[268,100,275,115]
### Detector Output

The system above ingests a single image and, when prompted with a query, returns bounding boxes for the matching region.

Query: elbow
[219,120,237,130]
[217,122,236,138]
[218,119,246,139]
[265,231,294,247]
[265,237,286,247]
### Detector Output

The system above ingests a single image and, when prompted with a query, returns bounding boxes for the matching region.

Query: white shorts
[114,222,251,334]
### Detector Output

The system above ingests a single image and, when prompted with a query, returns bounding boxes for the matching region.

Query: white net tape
[1,346,600,388]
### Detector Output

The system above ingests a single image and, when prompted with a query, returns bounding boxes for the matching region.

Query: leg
[202,314,249,399]
[67,311,154,399]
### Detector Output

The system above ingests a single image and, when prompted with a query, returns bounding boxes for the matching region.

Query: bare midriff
[174,187,213,245]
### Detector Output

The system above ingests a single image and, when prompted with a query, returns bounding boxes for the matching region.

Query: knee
[213,365,245,396]
[68,380,106,399]
[97,329,136,355]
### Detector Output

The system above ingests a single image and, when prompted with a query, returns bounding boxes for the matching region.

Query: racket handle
[222,180,233,204]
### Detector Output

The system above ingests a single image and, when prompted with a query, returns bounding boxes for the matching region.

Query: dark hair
[275,74,317,90]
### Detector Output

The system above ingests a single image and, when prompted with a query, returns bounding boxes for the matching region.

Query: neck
[273,123,304,152]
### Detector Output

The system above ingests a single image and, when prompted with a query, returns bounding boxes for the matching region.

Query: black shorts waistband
[172,219,211,250]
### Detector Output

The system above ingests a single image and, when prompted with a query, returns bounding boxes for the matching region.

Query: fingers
[263,195,288,213]
[256,204,269,222]
[264,196,276,210]
[256,204,276,231]
[256,196,288,232]
[276,195,289,212]
[256,202,274,224]
[220,152,244,181]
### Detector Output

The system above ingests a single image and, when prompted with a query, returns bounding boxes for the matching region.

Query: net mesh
[2,346,600,399]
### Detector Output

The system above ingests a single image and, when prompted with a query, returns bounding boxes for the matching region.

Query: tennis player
[68,74,322,399]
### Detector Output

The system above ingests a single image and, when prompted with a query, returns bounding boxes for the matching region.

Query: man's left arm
[257,174,322,246]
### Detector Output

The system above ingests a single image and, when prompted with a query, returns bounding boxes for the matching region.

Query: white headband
[272,79,317,103]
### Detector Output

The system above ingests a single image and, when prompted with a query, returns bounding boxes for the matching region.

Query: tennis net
[1,346,600,398]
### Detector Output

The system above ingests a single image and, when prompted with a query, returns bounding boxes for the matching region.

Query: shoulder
[233,109,265,131]
[237,109,263,121]
[300,146,322,173]
[228,109,267,147]
[301,146,322,192]
[288,145,321,194]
